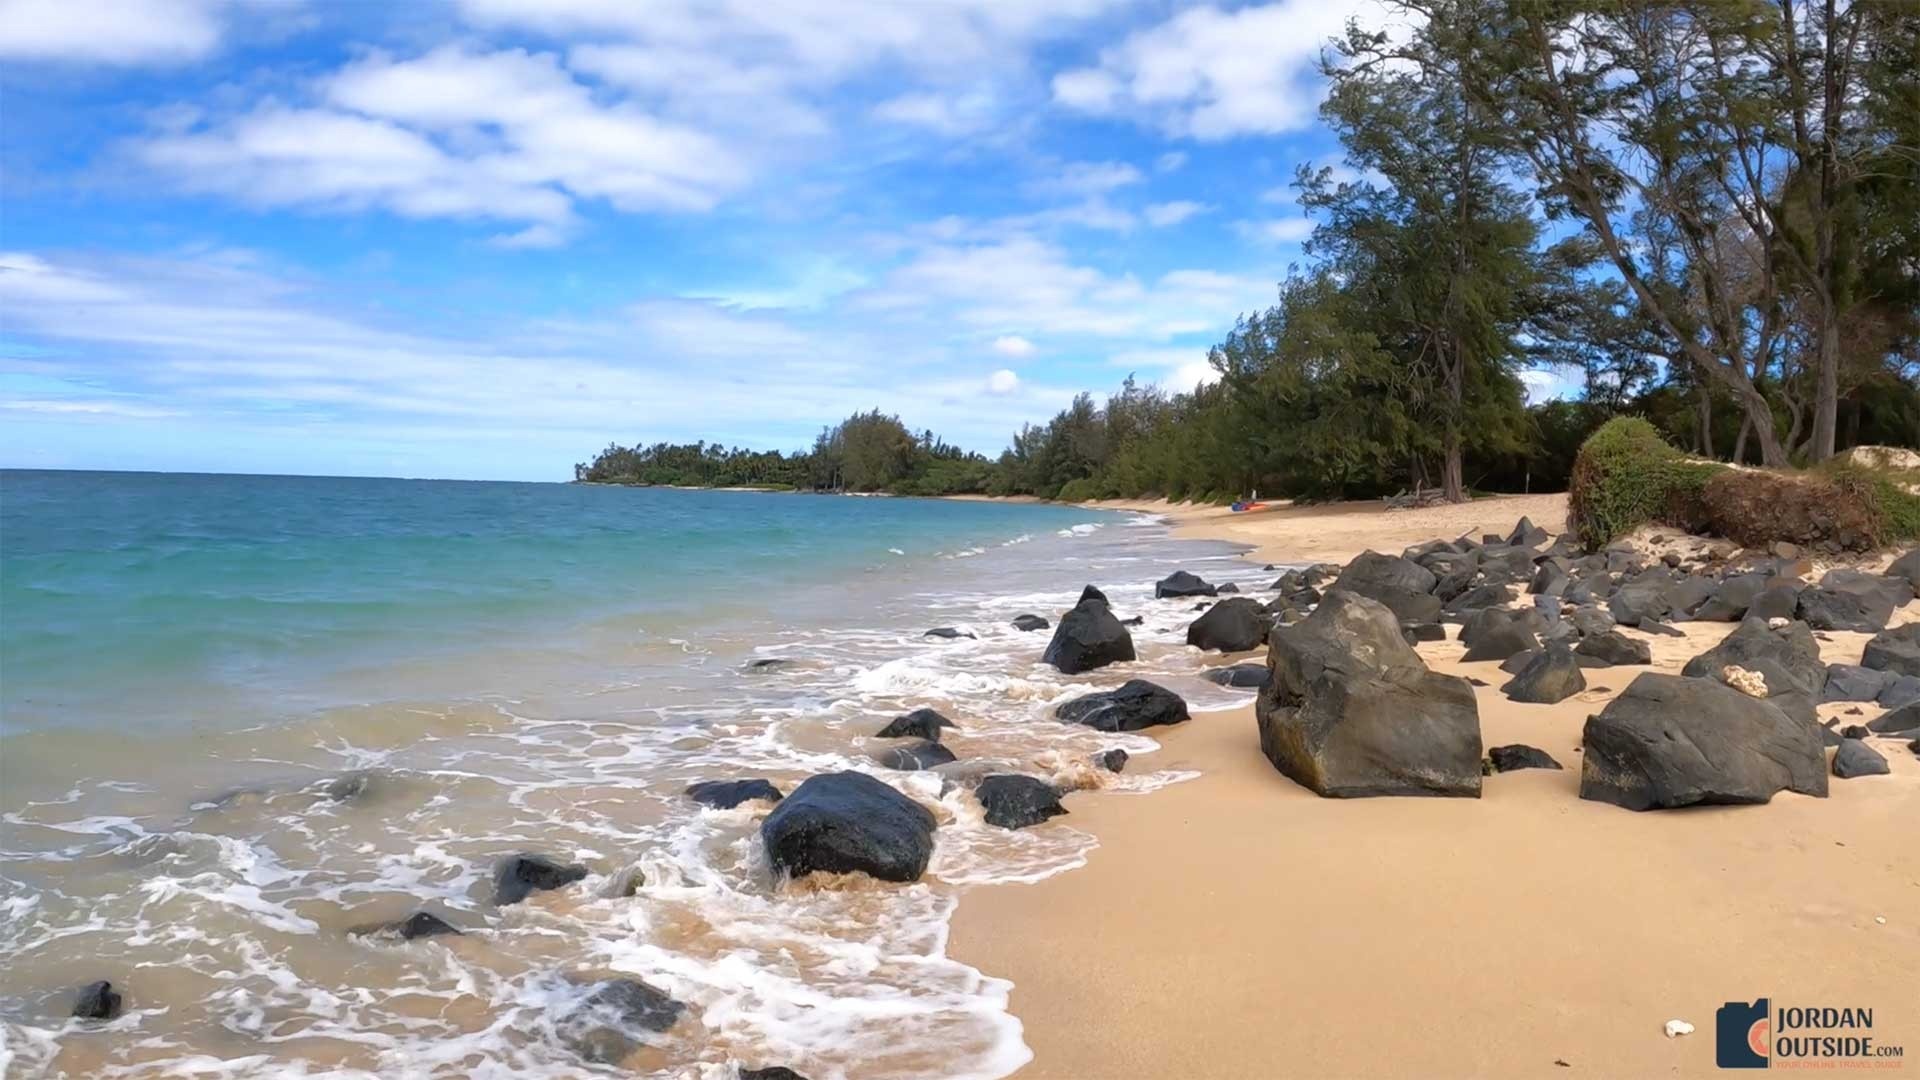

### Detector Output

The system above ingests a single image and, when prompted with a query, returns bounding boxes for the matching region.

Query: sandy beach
[951,493,1920,1078]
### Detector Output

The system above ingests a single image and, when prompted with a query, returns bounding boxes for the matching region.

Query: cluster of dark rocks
[1220,518,1918,810]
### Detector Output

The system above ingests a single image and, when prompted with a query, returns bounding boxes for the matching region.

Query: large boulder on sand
[1578,673,1828,810]
[1331,551,1443,624]
[1186,597,1271,652]
[1055,679,1190,732]
[1574,630,1651,667]
[1500,644,1586,704]
[1461,617,1538,662]
[1831,738,1889,779]
[1254,591,1482,798]
[1823,664,1891,703]
[1887,548,1920,591]
[1868,700,1920,734]
[1154,570,1217,599]
[1042,594,1136,674]
[1692,574,1766,622]
[1862,624,1920,678]
[1682,618,1825,692]
[1608,577,1675,627]
[1335,551,1438,595]
[761,772,936,883]
[1797,587,1895,633]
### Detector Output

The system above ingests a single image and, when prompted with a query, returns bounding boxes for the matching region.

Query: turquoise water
[0,469,1264,1079]
[0,471,1100,731]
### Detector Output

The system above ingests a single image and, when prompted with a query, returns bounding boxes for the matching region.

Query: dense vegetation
[575,411,997,495]
[1570,417,1920,550]
[581,0,1919,503]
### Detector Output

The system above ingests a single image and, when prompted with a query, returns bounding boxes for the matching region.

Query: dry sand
[1085,492,1577,566]
[950,494,1920,1079]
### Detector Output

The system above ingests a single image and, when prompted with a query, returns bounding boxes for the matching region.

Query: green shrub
[1807,459,1920,547]
[1567,418,1720,549]
[1875,475,1920,542]
[1056,477,1103,504]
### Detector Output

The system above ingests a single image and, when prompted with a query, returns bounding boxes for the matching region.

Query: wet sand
[950,495,1920,1079]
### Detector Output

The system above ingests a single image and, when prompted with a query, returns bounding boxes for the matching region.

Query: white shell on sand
[1665,1020,1695,1038]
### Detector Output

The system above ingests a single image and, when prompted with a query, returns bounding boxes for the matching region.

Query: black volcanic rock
[975,775,1068,830]
[875,740,956,771]
[686,779,784,808]
[1578,673,1827,811]
[72,981,122,1020]
[1487,744,1563,772]
[875,708,955,741]
[494,854,589,906]
[1154,570,1218,599]
[761,771,936,883]
[1254,590,1482,798]
[1041,595,1137,675]
[1055,679,1190,732]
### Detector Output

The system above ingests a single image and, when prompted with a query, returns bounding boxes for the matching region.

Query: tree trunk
[1733,415,1751,465]
[1695,387,1714,458]
[1442,432,1465,504]
[1442,352,1466,503]
[1741,387,1787,466]
[1811,316,1840,460]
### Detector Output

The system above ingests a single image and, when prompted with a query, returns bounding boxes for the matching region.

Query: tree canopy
[579,0,1917,503]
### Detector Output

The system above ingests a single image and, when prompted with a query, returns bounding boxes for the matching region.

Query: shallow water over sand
[1,476,1273,1079]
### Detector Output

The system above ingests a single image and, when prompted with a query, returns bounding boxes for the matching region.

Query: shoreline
[949,492,1920,1078]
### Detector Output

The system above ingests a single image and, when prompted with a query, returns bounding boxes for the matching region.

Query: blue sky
[0,0,1466,481]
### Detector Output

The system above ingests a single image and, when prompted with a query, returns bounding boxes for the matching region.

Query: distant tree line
[574,411,997,495]
[581,0,1918,503]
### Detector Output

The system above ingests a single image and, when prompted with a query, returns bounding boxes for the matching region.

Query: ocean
[0,470,1261,1079]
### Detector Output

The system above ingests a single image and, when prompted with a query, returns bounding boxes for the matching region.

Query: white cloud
[3,247,1238,467]
[1144,200,1208,227]
[1169,359,1219,391]
[1154,151,1188,173]
[1051,68,1121,111]
[1239,216,1315,244]
[1519,368,1575,404]
[872,89,998,136]
[460,0,1130,83]
[1051,0,1392,139]
[0,398,182,418]
[1026,160,1144,198]
[490,224,572,250]
[132,46,752,236]
[992,335,1038,358]
[0,0,224,65]
[1106,346,1217,391]
[852,235,1271,341]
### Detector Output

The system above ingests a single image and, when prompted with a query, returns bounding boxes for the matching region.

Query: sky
[0,0,1468,481]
